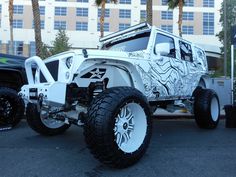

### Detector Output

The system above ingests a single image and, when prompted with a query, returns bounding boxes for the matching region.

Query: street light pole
[224,0,227,77]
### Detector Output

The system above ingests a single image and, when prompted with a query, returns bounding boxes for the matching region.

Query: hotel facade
[0,0,222,59]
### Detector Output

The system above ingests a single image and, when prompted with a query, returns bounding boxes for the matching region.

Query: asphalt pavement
[0,118,236,177]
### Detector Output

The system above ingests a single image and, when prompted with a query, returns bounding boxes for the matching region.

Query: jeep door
[178,40,204,96]
[150,32,187,99]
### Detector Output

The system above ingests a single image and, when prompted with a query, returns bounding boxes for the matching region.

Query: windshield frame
[101,30,151,52]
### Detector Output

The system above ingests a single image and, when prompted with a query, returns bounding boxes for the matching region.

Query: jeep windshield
[101,32,150,52]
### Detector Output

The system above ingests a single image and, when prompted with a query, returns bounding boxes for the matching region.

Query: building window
[162,0,168,5]
[9,41,24,56]
[185,0,194,7]
[161,25,173,33]
[203,0,214,7]
[54,21,67,30]
[119,23,130,31]
[203,13,214,35]
[41,20,45,29]
[32,20,45,29]
[98,9,110,17]
[161,11,173,20]
[119,9,131,18]
[55,7,67,16]
[120,0,131,4]
[76,22,88,31]
[39,6,45,15]
[182,26,194,34]
[13,5,24,14]
[29,42,36,57]
[77,0,89,2]
[13,20,23,28]
[76,8,88,17]
[140,0,146,5]
[0,5,2,13]
[183,12,194,21]
[140,10,146,20]
[97,23,109,32]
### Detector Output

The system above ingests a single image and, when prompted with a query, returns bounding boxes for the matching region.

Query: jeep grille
[40,60,59,82]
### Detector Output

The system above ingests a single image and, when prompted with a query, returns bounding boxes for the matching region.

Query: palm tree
[146,0,152,25]
[8,0,14,55]
[168,0,185,37]
[31,0,43,57]
[95,0,117,38]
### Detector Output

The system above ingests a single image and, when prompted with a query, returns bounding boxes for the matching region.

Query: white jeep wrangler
[20,23,220,168]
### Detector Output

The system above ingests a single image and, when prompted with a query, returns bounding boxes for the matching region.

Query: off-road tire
[194,88,220,129]
[0,87,24,127]
[26,103,70,136]
[84,87,152,168]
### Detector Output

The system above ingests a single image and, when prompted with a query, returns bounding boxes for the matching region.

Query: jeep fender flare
[198,75,210,89]
[76,59,145,93]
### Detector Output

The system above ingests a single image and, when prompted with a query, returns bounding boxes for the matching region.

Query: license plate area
[29,88,38,100]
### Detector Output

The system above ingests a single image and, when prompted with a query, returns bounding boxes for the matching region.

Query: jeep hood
[81,49,146,60]
[0,53,26,68]
[44,49,146,64]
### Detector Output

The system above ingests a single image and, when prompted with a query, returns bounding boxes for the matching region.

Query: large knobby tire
[194,88,220,129]
[84,87,152,168]
[26,103,70,136]
[0,87,24,127]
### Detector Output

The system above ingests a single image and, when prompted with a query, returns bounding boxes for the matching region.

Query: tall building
[0,0,222,58]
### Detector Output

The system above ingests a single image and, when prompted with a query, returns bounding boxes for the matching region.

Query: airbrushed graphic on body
[135,55,201,100]
[20,23,220,168]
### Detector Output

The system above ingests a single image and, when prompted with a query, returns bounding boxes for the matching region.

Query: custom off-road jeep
[0,53,26,129]
[20,23,220,168]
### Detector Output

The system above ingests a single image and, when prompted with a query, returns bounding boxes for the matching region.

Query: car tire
[0,87,24,127]
[26,103,70,136]
[194,88,220,129]
[84,87,152,168]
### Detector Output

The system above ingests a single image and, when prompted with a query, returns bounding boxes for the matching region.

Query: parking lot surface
[0,118,236,177]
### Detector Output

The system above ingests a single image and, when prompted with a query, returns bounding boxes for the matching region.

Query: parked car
[0,53,26,128]
[20,23,220,167]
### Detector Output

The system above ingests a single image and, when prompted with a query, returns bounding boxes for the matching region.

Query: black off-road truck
[0,53,26,129]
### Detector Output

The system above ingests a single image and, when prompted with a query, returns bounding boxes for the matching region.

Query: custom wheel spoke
[116,132,123,147]
[123,132,130,144]
[128,124,134,131]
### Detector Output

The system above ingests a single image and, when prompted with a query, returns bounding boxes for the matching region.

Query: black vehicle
[0,53,27,129]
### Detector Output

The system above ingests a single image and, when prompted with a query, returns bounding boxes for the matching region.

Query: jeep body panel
[20,23,208,105]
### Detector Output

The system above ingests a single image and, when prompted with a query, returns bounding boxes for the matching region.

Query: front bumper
[20,82,67,106]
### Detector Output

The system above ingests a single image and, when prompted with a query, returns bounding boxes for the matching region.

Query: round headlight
[66,57,73,68]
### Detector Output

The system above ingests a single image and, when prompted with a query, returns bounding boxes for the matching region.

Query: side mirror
[155,43,170,56]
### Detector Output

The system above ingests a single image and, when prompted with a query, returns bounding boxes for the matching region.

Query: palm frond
[167,0,185,9]
[95,0,102,6]
[167,0,178,9]
[110,0,118,4]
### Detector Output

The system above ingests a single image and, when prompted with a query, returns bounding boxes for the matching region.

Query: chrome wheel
[114,103,147,153]
[211,97,219,122]
[0,97,13,124]
[40,110,65,129]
